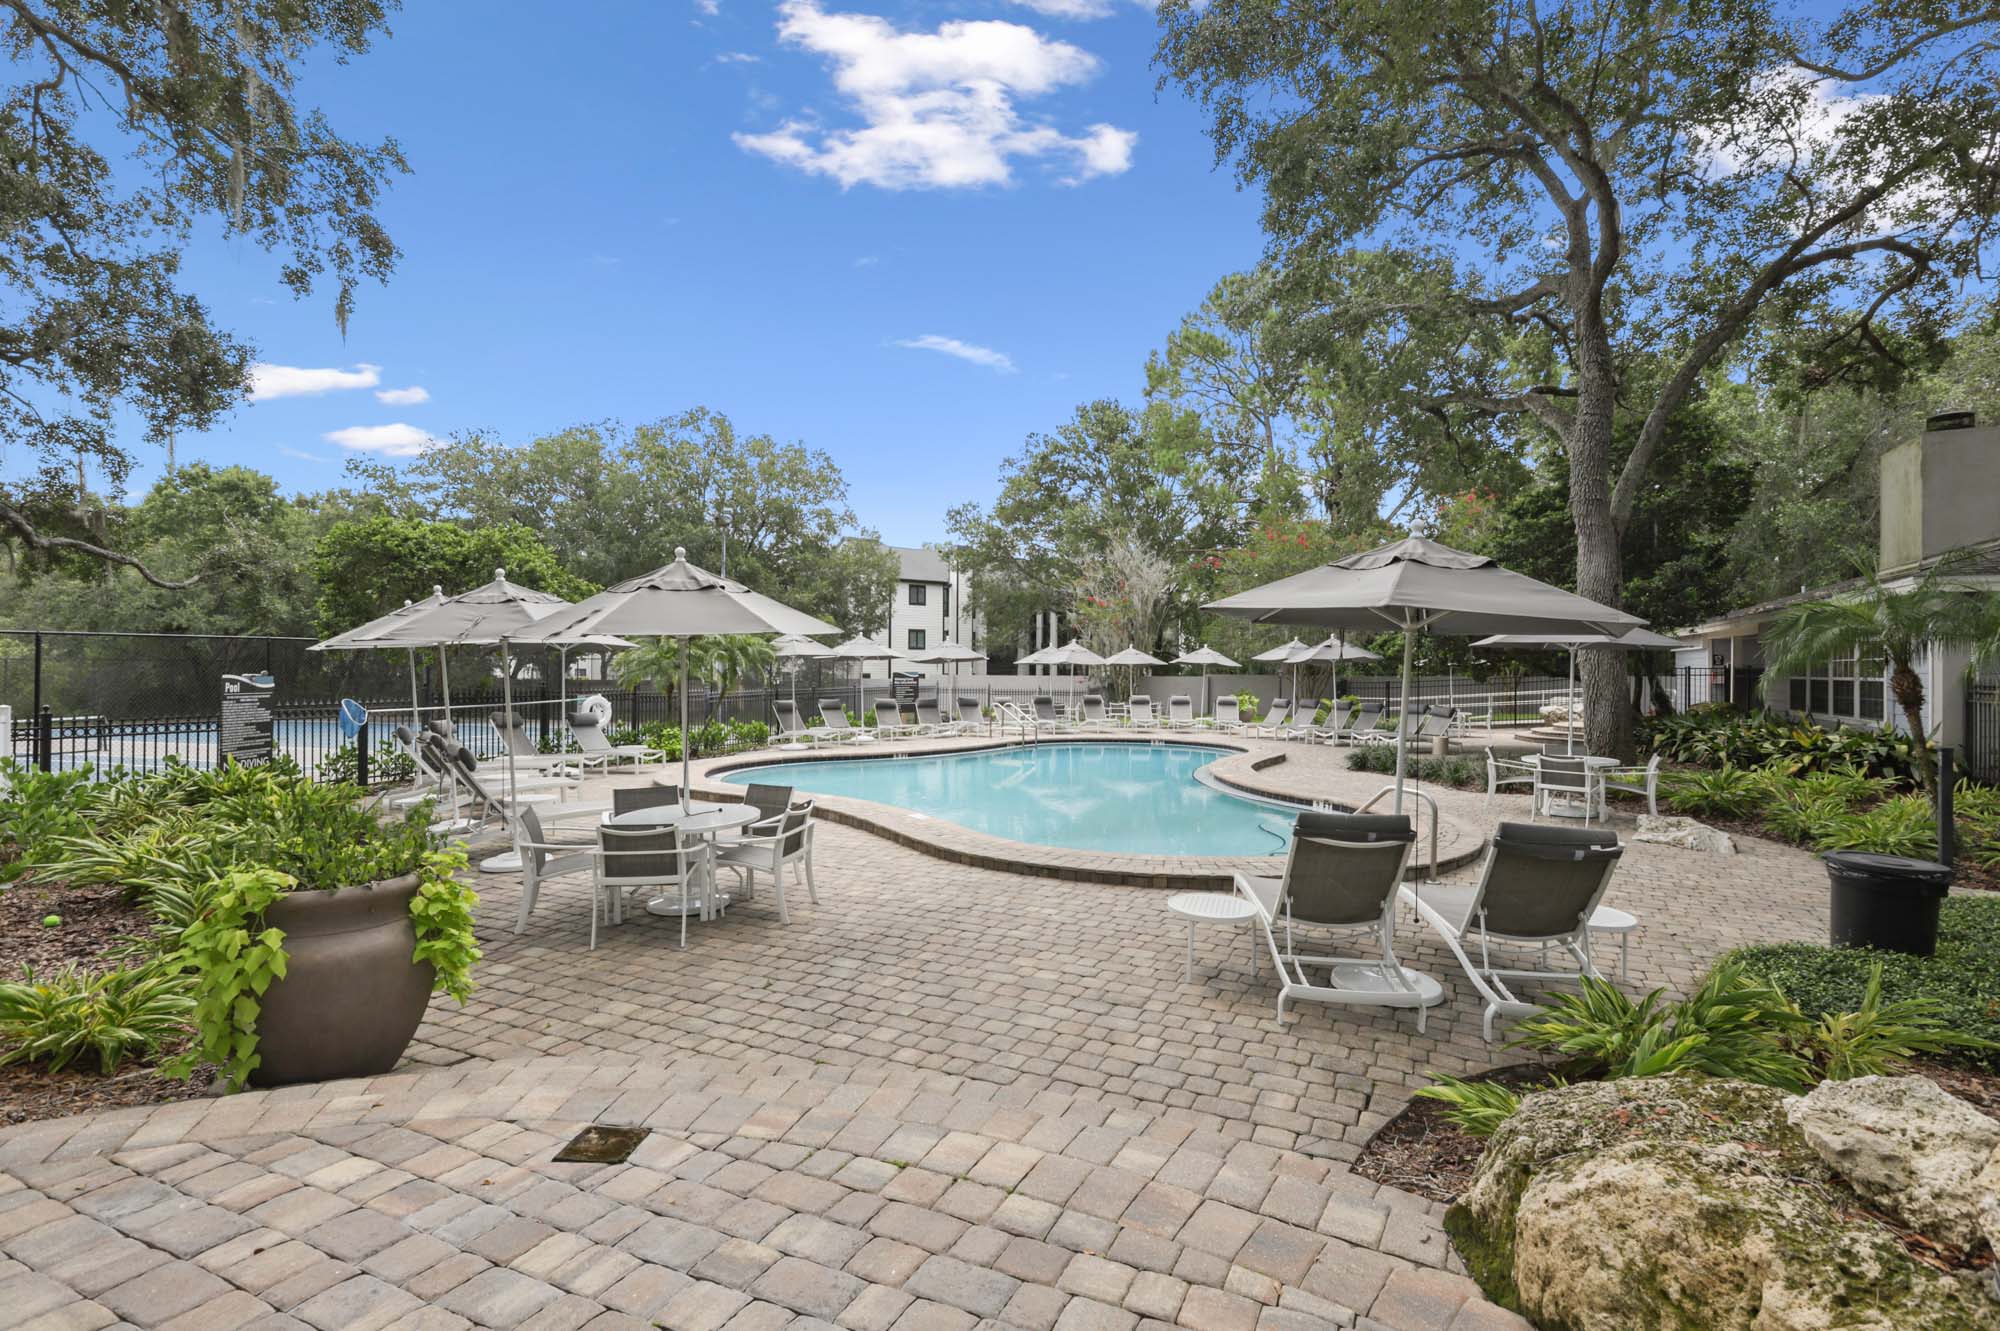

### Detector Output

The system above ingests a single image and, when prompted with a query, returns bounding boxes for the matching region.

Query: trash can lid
[1821,851,1954,883]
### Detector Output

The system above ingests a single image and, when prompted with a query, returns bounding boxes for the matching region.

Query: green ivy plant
[411,848,479,1003]
[169,866,293,1089]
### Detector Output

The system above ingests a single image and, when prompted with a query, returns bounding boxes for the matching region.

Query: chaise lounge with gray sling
[1233,812,1445,1031]
[1401,822,1627,1040]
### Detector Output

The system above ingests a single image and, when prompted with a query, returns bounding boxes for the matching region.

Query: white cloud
[323,423,437,458]
[1004,0,1115,17]
[695,0,718,12]
[895,334,1017,373]
[279,446,330,463]
[853,254,880,267]
[248,362,381,401]
[716,50,760,63]
[375,385,430,405]
[734,0,1137,190]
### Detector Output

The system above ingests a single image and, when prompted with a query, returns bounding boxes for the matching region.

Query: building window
[942,585,949,618]
[909,584,927,606]
[1788,652,1887,724]
[908,629,926,651]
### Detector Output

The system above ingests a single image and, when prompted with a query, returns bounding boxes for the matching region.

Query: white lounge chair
[818,699,874,743]
[1165,695,1199,730]
[1079,695,1112,730]
[955,696,986,736]
[1243,698,1295,738]
[1127,695,1157,729]
[1402,822,1627,1040]
[568,713,666,769]
[1234,812,1444,1031]
[1211,696,1242,732]
[1339,700,1388,744]
[873,699,921,738]
[1030,695,1074,732]
[771,699,819,747]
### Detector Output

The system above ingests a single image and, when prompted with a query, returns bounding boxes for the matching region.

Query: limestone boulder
[1787,1074,2000,1255]
[1448,1074,1998,1331]
[1633,814,1737,854]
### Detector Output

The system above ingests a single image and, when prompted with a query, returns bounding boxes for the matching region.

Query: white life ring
[575,694,614,726]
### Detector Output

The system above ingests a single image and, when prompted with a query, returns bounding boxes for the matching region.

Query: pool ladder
[992,699,1040,743]
[1356,783,1442,884]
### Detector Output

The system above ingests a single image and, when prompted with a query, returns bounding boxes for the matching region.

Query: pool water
[726,742,1299,856]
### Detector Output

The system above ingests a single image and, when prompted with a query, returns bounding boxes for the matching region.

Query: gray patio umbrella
[910,640,986,704]
[1206,536,1644,812]
[772,634,834,711]
[1038,639,1108,708]
[1283,634,1381,717]
[515,549,837,810]
[1171,645,1241,713]
[1473,627,1681,754]
[308,585,450,723]
[1103,646,1165,702]
[357,570,577,860]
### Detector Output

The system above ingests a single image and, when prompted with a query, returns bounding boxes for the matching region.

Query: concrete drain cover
[552,1125,651,1164]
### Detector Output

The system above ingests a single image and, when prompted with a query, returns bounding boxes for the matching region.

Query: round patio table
[1167,891,1260,983]
[605,802,761,917]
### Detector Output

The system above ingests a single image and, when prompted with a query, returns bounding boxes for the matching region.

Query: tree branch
[0,502,196,588]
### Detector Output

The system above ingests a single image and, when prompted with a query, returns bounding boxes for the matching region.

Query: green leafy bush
[1726,897,2000,1069]
[607,718,768,759]
[1661,764,1762,818]
[0,761,101,880]
[1343,745,1486,790]
[1637,709,1925,785]
[1812,793,1938,858]
[0,962,195,1074]
[1412,1076,1524,1139]
[316,744,417,787]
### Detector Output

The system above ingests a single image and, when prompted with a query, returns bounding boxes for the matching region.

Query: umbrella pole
[439,646,453,727]
[558,645,570,752]
[408,649,421,727]
[1333,633,1343,728]
[1567,646,1577,755]
[680,638,691,812]
[1394,626,1415,815]
[475,636,529,875]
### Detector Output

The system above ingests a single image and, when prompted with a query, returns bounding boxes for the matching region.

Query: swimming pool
[725,742,1299,856]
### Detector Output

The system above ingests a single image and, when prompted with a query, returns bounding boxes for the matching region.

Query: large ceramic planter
[248,873,435,1088]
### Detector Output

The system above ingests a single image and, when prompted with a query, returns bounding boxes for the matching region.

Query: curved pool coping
[692,735,1486,890]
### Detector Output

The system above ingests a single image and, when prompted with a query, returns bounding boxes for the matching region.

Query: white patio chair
[1234,811,1443,1031]
[913,699,949,735]
[1402,822,1627,1040]
[510,804,600,936]
[955,696,986,736]
[1485,748,1538,804]
[1533,754,1604,825]
[1338,700,1388,745]
[715,798,818,924]
[1127,695,1158,729]
[489,710,587,776]
[818,699,874,743]
[1601,753,1662,816]
[1079,695,1113,730]
[1031,695,1075,732]
[1166,695,1199,730]
[595,823,718,950]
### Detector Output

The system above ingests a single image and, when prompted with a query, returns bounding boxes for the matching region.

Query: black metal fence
[1967,679,2000,785]
[1663,665,1766,713]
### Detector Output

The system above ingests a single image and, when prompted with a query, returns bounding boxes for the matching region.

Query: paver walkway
[0,734,1833,1331]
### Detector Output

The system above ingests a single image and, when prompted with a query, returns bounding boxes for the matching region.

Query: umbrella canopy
[1207,536,1642,812]
[1104,647,1167,667]
[517,549,837,806]
[908,640,987,703]
[1040,639,1108,667]
[1251,638,1309,663]
[772,635,835,659]
[1171,645,1241,713]
[1016,645,1059,667]
[308,585,452,722]
[1280,634,1382,719]
[1473,627,1680,752]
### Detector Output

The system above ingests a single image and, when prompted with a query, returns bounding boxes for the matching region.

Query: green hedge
[1725,895,2000,1069]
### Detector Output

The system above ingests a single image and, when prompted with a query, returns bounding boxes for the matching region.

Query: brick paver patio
[0,734,1831,1331]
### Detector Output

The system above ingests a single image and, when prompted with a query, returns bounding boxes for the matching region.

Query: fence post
[356,720,371,788]
[1937,745,1955,869]
[35,706,51,772]
[29,632,40,738]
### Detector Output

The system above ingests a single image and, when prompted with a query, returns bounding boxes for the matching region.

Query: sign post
[220,672,276,769]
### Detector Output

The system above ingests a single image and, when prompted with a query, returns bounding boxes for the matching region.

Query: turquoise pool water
[725,742,1298,856]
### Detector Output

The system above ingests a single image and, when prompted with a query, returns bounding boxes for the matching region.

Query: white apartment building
[862,545,986,681]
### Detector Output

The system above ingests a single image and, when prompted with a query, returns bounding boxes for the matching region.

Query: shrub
[0,962,195,1074]
[1636,709,1925,785]
[0,761,101,881]
[1726,896,2000,1069]
[1343,746,1486,790]
[1661,764,1762,818]
[1412,1076,1524,1139]
[1812,793,1938,859]
[316,744,417,788]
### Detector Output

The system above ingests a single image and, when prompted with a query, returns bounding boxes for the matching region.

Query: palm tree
[1761,549,2000,791]
[611,635,778,711]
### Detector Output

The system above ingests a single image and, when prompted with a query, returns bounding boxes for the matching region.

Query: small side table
[1168,892,1260,983]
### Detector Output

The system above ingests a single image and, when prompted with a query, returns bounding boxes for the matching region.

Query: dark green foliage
[0,962,194,1074]
[605,720,770,762]
[1637,708,1926,785]
[0,762,101,880]
[1343,745,1485,790]
[1726,898,2000,1070]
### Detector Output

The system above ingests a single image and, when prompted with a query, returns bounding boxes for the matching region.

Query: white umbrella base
[1324,963,1446,1006]
[479,851,524,874]
[646,897,705,918]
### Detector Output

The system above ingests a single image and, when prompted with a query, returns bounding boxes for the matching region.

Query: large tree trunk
[1566,351,1633,760]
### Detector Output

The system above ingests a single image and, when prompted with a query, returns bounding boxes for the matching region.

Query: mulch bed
[0,873,218,1126]
[1356,1060,2000,1208]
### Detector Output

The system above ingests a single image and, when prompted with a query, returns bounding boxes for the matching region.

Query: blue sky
[160,0,1268,547]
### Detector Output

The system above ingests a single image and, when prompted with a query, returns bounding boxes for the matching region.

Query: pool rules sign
[221,672,276,768]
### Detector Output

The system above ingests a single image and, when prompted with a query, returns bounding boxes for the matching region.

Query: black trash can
[1822,852,1953,956]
